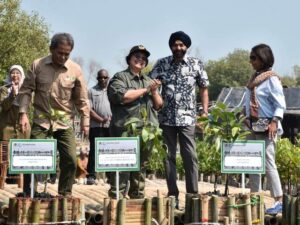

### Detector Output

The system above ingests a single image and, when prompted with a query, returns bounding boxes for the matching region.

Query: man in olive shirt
[18,33,90,196]
[108,45,163,198]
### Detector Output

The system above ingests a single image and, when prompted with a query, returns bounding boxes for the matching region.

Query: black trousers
[161,125,198,198]
[87,127,110,179]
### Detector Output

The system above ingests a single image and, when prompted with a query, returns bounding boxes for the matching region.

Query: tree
[205,49,253,100]
[292,65,300,85]
[0,0,50,82]
[280,75,296,87]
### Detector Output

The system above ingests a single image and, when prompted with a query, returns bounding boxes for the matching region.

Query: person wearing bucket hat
[150,31,209,209]
[0,65,30,141]
[107,45,163,199]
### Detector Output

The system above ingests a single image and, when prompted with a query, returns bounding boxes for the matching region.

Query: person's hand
[268,121,277,140]
[149,79,161,93]
[82,126,89,138]
[19,113,30,134]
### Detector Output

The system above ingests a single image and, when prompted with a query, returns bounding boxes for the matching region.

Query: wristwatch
[271,117,280,123]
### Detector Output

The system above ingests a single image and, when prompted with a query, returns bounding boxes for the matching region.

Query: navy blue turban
[168,31,192,48]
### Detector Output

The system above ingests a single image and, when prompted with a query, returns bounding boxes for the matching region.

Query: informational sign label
[95,137,140,172]
[221,140,265,174]
[9,139,57,174]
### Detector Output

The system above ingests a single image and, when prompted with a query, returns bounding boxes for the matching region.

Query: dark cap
[126,45,150,65]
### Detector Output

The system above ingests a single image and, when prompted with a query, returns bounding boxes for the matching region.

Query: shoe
[265,201,282,214]
[86,177,96,185]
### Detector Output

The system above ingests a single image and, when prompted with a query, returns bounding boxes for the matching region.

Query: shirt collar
[45,55,69,70]
[170,54,189,65]
[126,67,146,80]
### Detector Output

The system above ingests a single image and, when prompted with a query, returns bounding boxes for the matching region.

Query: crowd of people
[0,31,285,213]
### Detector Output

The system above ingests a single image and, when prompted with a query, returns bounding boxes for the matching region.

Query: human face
[171,40,187,60]
[10,69,21,85]
[50,42,72,66]
[250,52,264,72]
[129,52,147,73]
[97,70,109,88]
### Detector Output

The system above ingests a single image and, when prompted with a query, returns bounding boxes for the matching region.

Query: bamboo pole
[157,190,164,224]
[72,198,80,221]
[212,195,219,223]
[223,216,229,225]
[227,195,235,224]
[191,197,200,223]
[200,195,209,223]
[283,194,291,225]
[117,198,126,225]
[62,197,68,222]
[80,201,85,225]
[259,194,264,225]
[243,194,252,225]
[32,199,41,223]
[297,197,300,225]
[50,197,58,222]
[103,198,110,225]
[145,198,152,225]
[8,198,17,223]
[290,196,297,225]
[184,193,194,223]
[20,198,29,223]
[169,196,175,225]
[251,194,258,223]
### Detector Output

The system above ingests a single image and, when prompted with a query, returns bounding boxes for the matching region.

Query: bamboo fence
[6,196,85,224]
[184,193,265,225]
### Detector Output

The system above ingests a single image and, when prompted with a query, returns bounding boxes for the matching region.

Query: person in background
[86,69,112,185]
[0,65,30,140]
[244,43,286,214]
[18,33,90,196]
[150,31,209,209]
[107,45,163,199]
[75,148,89,184]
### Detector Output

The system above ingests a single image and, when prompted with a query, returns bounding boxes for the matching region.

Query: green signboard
[9,139,57,174]
[221,140,265,174]
[95,137,140,172]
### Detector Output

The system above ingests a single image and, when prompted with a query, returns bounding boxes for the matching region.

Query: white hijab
[4,65,25,96]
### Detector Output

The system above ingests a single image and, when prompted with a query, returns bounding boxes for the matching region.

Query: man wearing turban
[150,31,209,209]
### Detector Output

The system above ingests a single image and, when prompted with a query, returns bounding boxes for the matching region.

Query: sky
[21,0,300,82]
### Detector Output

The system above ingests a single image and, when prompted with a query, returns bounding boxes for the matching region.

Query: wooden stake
[191,197,200,222]
[227,195,235,224]
[62,197,68,222]
[32,199,41,223]
[212,195,219,223]
[103,198,110,225]
[283,194,291,225]
[117,198,126,225]
[243,194,251,225]
[145,198,152,225]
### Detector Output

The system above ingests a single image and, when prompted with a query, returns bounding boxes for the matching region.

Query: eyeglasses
[250,55,257,61]
[98,77,108,80]
[133,53,147,61]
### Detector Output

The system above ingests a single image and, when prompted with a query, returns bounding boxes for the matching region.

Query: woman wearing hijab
[244,44,285,214]
[0,65,30,140]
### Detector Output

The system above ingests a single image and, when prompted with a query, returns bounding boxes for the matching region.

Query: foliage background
[0,0,50,83]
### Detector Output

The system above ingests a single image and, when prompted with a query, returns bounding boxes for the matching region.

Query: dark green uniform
[107,68,159,198]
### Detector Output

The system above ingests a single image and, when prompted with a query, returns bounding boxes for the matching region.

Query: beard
[172,49,187,59]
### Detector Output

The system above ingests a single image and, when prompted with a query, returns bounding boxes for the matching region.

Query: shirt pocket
[36,75,51,92]
[59,78,75,100]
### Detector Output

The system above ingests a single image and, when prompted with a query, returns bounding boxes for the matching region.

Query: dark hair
[50,33,74,50]
[97,69,108,77]
[251,44,274,69]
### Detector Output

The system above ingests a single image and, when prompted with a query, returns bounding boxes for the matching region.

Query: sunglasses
[133,53,147,61]
[249,55,257,61]
[98,77,108,80]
